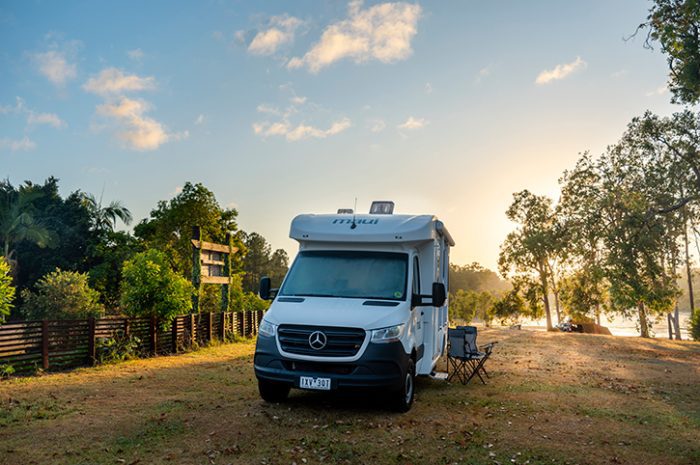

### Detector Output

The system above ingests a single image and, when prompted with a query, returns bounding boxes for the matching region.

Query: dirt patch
[0,330,698,465]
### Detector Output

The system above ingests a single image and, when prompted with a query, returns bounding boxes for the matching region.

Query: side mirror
[259,276,271,300]
[432,282,446,307]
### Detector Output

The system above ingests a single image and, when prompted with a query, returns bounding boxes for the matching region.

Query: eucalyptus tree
[498,190,560,330]
[635,0,700,105]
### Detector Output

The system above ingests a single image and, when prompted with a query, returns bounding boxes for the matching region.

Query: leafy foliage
[120,249,194,322]
[241,231,289,292]
[96,331,142,364]
[20,269,105,320]
[639,0,700,104]
[0,258,14,323]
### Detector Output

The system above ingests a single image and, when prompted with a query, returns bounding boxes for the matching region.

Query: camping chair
[447,326,496,385]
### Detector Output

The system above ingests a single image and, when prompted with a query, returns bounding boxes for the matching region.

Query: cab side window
[412,256,421,295]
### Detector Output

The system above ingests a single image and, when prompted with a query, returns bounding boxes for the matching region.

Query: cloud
[83,68,156,95]
[248,15,302,55]
[425,82,433,94]
[253,118,351,141]
[475,64,493,84]
[535,57,587,85]
[645,84,668,97]
[290,95,307,105]
[611,69,628,79]
[0,136,36,152]
[96,97,185,151]
[127,48,144,61]
[288,0,422,73]
[397,116,428,130]
[195,114,205,125]
[368,118,386,133]
[32,50,77,86]
[27,112,65,128]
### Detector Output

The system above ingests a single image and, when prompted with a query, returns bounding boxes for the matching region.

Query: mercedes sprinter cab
[254,201,454,412]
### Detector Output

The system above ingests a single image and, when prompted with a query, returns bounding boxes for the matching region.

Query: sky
[0,0,680,270]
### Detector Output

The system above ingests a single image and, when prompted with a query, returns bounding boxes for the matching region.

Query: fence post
[150,316,157,355]
[172,317,179,353]
[87,317,96,366]
[218,312,225,341]
[242,311,248,337]
[208,312,213,342]
[190,313,196,346]
[41,319,49,370]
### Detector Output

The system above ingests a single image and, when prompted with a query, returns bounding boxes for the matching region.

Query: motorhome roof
[290,214,455,246]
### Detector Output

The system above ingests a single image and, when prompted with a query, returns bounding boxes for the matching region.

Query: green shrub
[96,331,142,364]
[120,249,194,323]
[20,269,104,320]
[0,259,14,323]
[690,311,700,341]
[0,363,15,378]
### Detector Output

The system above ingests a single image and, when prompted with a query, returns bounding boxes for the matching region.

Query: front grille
[278,325,366,357]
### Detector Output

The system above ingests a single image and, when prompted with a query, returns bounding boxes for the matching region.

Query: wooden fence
[0,310,263,374]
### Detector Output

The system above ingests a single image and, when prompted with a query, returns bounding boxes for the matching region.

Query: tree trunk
[540,269,553,331]
[684,223,695,323]
[638,302,650,338]
[553,290,562,326]
[673,305,681,340]
[595,302,601,326]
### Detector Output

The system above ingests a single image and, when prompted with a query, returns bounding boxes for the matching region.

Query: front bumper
[254,334,409,391]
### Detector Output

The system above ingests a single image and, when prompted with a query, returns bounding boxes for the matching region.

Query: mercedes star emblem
[308,331,327,350]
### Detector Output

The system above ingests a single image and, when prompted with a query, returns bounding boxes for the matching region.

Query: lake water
[519,310,693,339]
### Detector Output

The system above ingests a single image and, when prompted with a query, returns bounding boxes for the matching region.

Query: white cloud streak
[248,15,302,55]
[535,57,587,85]
[254,118,351,141]
[0,136,36,152]
[83,68,156,95]
[96,97,186,151]
[645,84,668,97]
[288,0,421,73]
[32,50,77,86]
[397,116,428,130]
[27,112,65,128]
[127,48,144,61]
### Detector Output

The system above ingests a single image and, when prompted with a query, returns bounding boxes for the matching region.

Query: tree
[20,269,104,320]
[0,180,51,273]
[241,232,289,292]
[134,182,241,278]
[636,0,700,104]
[498,190,560,330]
[120,249,194,322]
[79,192,132,235]
[88,231,140,311]
[0,259,14,323]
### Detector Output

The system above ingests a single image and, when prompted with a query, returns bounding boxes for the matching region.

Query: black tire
[258,380,291,403]
[391,359,415,412]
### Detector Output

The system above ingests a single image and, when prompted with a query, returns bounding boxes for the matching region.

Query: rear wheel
[258,380,290,403]
[391,359,415,412]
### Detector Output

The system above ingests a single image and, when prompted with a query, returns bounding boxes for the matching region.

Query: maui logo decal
[332,218,378,225]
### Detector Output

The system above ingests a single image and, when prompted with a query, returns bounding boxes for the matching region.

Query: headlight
[371,324,404,343]
[258,319,277,338]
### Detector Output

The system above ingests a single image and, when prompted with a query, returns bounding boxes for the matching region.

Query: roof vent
[369,201,394,215]
[337,208,354,214]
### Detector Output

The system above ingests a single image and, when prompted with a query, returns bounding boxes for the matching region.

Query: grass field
[1,328,698,465]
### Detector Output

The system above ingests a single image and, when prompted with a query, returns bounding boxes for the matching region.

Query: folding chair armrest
[480,341,497,353]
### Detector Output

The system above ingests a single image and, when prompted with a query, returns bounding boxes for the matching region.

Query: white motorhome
[254,201,454,411]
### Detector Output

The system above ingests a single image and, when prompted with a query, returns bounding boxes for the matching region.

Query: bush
[120,249,194,323]
[690,311,700,341]
[20,269,104,320]
[96,331,142,364]
[0,259,14,323]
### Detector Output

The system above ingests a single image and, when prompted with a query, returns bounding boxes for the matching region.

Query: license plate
[299,376,331,391]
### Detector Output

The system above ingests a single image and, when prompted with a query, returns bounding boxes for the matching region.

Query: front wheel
[391,359,415,412]
[258,380,290,403]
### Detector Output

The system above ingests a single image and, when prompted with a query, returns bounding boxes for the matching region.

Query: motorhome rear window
[280,251,408,301]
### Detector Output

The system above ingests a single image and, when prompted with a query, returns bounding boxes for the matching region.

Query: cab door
[411,255,424,358]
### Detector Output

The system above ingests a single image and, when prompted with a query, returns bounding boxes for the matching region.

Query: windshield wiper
[287,293,339,298]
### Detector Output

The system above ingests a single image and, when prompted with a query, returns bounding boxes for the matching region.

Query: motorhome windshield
[280,251,408,300]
